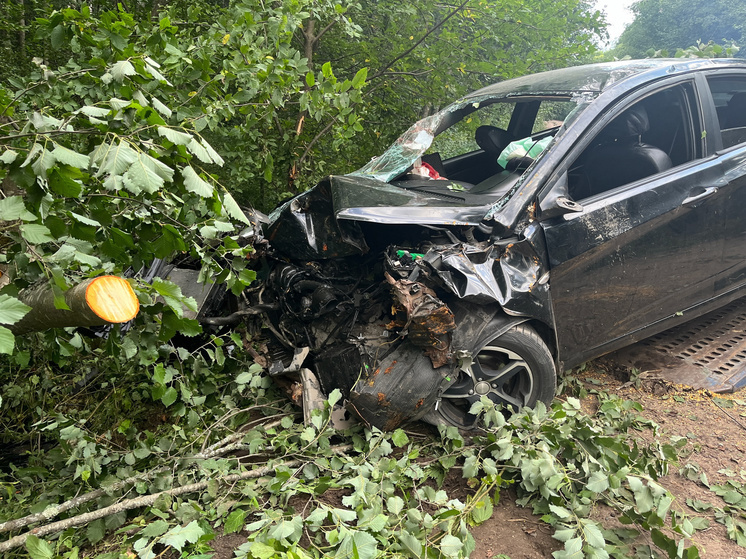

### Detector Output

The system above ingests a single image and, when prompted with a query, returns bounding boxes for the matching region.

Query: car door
[539,79,729,368]
[703,72,746,298]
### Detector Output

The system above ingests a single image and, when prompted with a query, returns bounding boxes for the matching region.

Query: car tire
[434,323,556,429]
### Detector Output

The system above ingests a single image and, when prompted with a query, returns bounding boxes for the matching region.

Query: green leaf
[399,531,423,557]
[78,106,111,118]
[123,154,165,194]
[31,148,56,179]
[306,72,315,87]
[51,144,89,169]
[108,97,131,111]
[553,527,576,542]
[221,192,249,224]
[0,196,37,221]
[20,223,55,244]
[0,326,16,355]
[49,169,83,197]
[581,520,605,548]
[0,149,19,164]
[151,97,172,119]
[224,509,246,534]
[186,137,213,163]
[25,535,54,559]
[199,138,224,166]
[70,212,100,227]
[439,534,463,557]
[268,517,302,543]
[587,471,609,493]
[549,504,573,520]
[161,387,178,407]
[391,428,409,447]
[157,127,193,146]
[141,519,170,538]
[160,521,204,551]
[86,518,106,543]
[387,496,404,515]
[0,294,31,325]
[338,530,378,559]
[182,166,213,197]
[98,141,138,176]
[152,278,196,318]
[111,60,137,81]
[351,67,368,88]
[563,536,583,555]
[470,498,493,525]
[246,541,276,559]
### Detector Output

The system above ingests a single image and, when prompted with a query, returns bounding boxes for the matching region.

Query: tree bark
[9,276,139,334]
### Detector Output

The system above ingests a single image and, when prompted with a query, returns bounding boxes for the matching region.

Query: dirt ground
[207,359,746,559]
[470,358,746,559]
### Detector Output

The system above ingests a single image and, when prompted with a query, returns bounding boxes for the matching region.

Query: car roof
[466,58,746,99]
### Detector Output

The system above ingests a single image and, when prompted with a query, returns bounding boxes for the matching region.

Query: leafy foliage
[1,378,711,558]
[682,461,746,548]
[613,0,745,59]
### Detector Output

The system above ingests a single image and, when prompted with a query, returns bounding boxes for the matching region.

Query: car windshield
[348,92,591,202]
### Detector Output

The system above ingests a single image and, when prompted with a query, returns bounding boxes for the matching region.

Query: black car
[237,58,746,430]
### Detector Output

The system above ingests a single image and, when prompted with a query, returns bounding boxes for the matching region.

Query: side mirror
[538,172,584,219]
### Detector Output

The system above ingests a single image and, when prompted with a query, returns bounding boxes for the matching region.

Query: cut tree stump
[9,276,139,334]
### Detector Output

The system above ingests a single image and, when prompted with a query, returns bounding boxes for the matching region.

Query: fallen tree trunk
[9,276,139,334]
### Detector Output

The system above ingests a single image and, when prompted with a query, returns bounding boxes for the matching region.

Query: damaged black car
[200,58,746,430]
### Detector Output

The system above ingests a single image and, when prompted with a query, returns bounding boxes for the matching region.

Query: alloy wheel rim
[439,344,534,428]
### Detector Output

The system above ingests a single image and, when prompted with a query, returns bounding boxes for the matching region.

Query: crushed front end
[246,176,553,430]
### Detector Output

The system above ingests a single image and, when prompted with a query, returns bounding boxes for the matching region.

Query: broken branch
[0,443,354,552]
[9,276,139,334]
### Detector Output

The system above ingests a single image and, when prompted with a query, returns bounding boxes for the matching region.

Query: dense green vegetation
[0,1,745,558]
[612,0,745,58]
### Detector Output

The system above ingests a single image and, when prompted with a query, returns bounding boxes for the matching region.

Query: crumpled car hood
[266,175,494,259]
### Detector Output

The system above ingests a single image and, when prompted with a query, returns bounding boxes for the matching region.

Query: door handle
[682,186,718,207]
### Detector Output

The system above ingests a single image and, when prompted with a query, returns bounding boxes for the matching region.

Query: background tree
[614,0,745,58]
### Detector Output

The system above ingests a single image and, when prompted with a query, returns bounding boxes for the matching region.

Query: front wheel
[435,323,556,429]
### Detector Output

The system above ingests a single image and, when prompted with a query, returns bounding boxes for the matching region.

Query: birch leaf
[51,144,89,169]
[222,192,249,224]
[123,154,164,194]
[186,137,212,163]
[111,60,137,81]
[182,166,213,197]
[158,127,193,146]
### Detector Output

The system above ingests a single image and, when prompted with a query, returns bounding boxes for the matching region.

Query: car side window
[706,75,746,149]
[567,82,701,201]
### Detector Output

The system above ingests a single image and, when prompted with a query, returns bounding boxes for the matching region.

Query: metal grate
[615,298,746,393]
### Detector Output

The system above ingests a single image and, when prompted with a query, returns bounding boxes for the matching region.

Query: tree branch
[0,418,286,536]
[369,0,471,81]
[313,17,339,44]
[296,118,336,171]
[0,444,354,553]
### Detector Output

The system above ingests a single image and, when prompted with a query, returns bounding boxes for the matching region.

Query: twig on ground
[0,444,353,552]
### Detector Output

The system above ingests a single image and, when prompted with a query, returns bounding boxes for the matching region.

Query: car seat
[475,126,514,161]
[574,105,672,199]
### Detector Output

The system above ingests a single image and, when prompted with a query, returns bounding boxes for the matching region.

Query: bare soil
[207,360,746,559]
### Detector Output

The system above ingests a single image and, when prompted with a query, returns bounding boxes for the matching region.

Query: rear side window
[532,100,577,133]
[429,102,515,159]
[706,76,746,149]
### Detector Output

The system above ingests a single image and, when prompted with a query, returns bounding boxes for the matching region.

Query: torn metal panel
[384,272,455,368]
